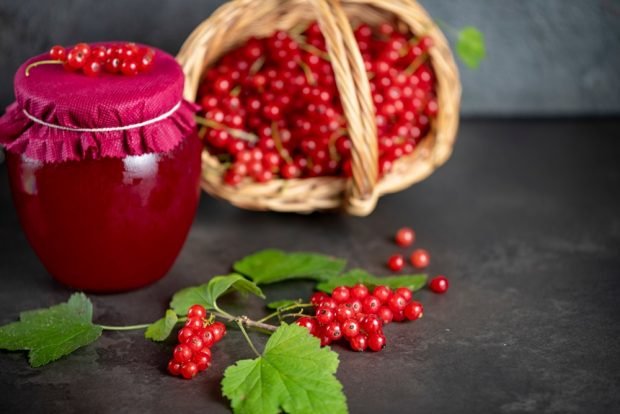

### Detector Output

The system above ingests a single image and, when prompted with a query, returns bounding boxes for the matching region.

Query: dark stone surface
[1,0,620,116]
[1,119,620,413]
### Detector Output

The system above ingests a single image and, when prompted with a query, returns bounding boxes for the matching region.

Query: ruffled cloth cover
[0,44,198,163]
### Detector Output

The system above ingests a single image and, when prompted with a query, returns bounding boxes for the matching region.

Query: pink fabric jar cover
[0,43,198,163]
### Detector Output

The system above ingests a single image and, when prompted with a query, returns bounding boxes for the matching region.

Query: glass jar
[0,44,201,292]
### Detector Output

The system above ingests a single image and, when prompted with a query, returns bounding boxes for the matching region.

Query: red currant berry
[177,327,195,344]
[395,227,415,246]
[188,304,207,319]
[210,321,227,342]
[429,275,449,293]
[387,254,405,272]
[167,359,182,376]
[361,314,382,333]
[82,58,102,77]
[367,333,386,352]
[281,163,301,179]
[319,332,332,347]
[310,292,329,307]
[372,285,392,303]
[90,46,107,61]
[66,48,88,69]
[199,327,216,348]
[187,335,204,353]
[410,249,430,269]
[49,45,67,61]
[404,301,424,321]
[319,298,338,310]
[349,333,368,351]
[350,283,369,300]
[185,317,204,330]
[316,307,335,325]
[336,304,355,322]
[173,344,193,363]
[342,319,360,338]
[73,42,91,56]
[377,306,394,324]
[181,362,199,379]
[395,287,413,302]
[120,59,139,76]
[192,351,212,371]
[388,294,408,312]
[362,295,381,314]
[345,299,363,314]
[104,57,121,73]
[325,321,342,340]
[331,286,350,303]
[296,317,319,335]
[224,170,243,186]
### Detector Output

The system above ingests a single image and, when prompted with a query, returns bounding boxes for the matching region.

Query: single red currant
[49,45,67,61]
[349,333,368,351]
[325,321,342,341]
[331,286,350,303]
[120,59,139,76]
[362,295,381,314]
[310,292,329,307]
[388,294,408,312]
[350,283,369,300]
[336,304,355,322]
[177,327,195,344]
[167,360,182,376]
[387,254,405,272]
[296,317,319,335]
[410,249,430,269]
[395,227,415,247]
[82,58,102,77]
[210,321,227,342]
[429,275,449,293]
[395,287,413,302]
[372,285,392,303]
[185,317,204,330]
[199,328,216,348]
[362,314,382,333]
[181,362,199,379]
[192,351,212,371]
[316,307,335,325]
[404,301,424,321]
[186,335,204,353]
[188,304,207,319]
[173,344,193,363]
[367,333,386,352]
[377,306,393,324]
[342,319,360,338]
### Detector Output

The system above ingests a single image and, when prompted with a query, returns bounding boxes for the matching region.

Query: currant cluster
[196,21,437,185]
[167,305,226,380]
[296,284,423,352]
[43,42,155,76]
[388,226,449,294]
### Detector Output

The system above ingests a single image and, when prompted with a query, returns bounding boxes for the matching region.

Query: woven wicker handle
[312,0,379,215]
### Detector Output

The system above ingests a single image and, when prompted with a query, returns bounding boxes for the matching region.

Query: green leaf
[0,293,102,367]
[315,269,427,293]
[234,249,346,284]
[144,310,178,341]
[456,26,486,69]
[170,274,265,315]
[222,323,347,414]
[266,299,299,310]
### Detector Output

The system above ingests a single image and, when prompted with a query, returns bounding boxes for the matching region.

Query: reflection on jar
[19,155,43,196]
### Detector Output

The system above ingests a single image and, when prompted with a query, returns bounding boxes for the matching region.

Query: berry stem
[99,323,152,331]
[235,319,261,357]
[25,60,63,77]
[404,52,429,76]
[195,115,258,143]
[256,302,313,324]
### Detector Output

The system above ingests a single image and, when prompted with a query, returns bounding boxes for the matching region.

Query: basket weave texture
[177,0,461,216]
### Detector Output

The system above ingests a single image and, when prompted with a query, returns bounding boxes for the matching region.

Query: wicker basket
[177,0,460,216]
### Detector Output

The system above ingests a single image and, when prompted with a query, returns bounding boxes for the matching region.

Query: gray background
[0,0,619,116]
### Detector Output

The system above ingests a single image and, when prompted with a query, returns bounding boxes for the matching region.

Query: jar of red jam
[0,44,202,292]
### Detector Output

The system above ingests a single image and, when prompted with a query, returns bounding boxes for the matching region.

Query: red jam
[6,134,202,292]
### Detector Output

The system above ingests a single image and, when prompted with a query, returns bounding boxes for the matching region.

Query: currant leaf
[0,293,102,367]
[234,249,346,284]
[456,26,486,69]
[315,269,428,292]
[144,309,178,341]
[170,274,264,315]
[221,323,347,414]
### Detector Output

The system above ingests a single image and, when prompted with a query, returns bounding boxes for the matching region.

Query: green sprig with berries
[0,249,432,414]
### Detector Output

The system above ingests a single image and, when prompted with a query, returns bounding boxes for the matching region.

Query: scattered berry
[387,254,405,272]
[410,249,430,269]
[404,301,424,321]
[429,275,449,294]
[395,227,415,247]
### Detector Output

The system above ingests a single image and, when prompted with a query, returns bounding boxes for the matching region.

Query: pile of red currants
[196,21,437,185]
[167,305,226,380]
[296,284,424,352]
[28,42,156,77]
